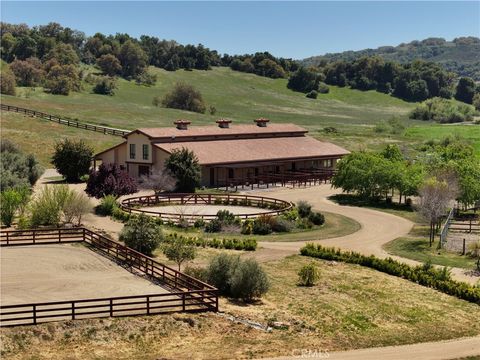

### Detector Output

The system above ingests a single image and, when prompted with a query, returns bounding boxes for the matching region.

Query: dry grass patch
[2,255,480,359]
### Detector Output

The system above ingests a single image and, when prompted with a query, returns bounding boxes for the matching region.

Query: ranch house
[94,118,350,188]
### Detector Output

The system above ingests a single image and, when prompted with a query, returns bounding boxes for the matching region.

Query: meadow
[1,66,478,164]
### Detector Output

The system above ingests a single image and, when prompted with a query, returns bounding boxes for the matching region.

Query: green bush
[317,82,330,94]
[1,140,43,190]
[119,214,163,256]
[297,201,312,218]
[216,210,236,225]
[205,219,222,233]
[271,217,293,232]
[300,243,480,304]
[306,90,318,99]
[29,185,72,227]
[229,258,270,302]
[206,253,240,294]
[296,218,313,229]
[96,195,118,216]
[252,219,272,235]
[0,188,29,227]
[298,263,320,286]
[183,265,209,282]
[52,139,93,182]
[112,207,131,222]
[93,76,117,95]
[194,218,206,228]
[308,212,325,226]
[241,219,254,235]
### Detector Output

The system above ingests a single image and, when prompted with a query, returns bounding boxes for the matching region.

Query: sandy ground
[0,244,169,305]
[139,204,272,216]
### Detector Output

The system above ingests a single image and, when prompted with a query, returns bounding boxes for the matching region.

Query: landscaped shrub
[308,211,325,226]
[216,210,236,225]
[296,217,313,229]
[0,188,29,227]
[183,265,208,283]
[297,201,312,218]
[165,233,257,251]
[161,236,196,271]
[112,206,131,222]
[205,219,222,233]
[86,163,137,198]
[252,216,273,235]
[282,208,299,222]
[62,191,92,226]
[300,243,480,304]
[119,213,163,256]
[193,218,206,228]
[29,185,72,227]
[241,219,254,235]
[298,263,320,287]
[229,258,270,302]
[271,217,294,232]
[206,254,240,294]
[95,195,118,216]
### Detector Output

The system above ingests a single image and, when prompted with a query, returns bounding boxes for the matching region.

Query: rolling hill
[302,37,480,80]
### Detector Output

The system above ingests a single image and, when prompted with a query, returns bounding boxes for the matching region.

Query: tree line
[288,57,480,104]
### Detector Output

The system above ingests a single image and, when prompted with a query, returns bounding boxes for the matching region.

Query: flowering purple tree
[86,163,137,198]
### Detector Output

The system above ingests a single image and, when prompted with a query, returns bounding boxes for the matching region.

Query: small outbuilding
[94,119,350,188]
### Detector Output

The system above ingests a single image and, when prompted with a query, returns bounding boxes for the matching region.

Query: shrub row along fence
[1,104,129,137]
[300,243,480,305]
[120,193,293,223]
[0,228,218,327]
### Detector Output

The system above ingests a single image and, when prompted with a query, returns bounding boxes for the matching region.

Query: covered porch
[204,158,338,190]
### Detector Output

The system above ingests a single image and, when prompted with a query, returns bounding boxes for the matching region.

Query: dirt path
[267,335,480,360]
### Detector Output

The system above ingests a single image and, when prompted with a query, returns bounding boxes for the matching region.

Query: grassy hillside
[1,66,478,162]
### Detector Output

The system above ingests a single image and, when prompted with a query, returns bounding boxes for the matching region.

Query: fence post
[58,229,61,243]
[463,239,466,255]
[110,299,113,317]
[215,293,219,312]
[72,302,76,320]
[182,293,186,311]
[33,305,37,325]
[6,232,9,245]
[33,231,36,244]
[147,296,150,315]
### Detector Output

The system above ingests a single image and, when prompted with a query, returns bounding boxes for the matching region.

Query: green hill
[302,37,480,80]
[2,66,479,166]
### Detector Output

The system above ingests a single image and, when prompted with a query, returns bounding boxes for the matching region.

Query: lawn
[2,255,480,359]
[157,211,361,243]
[0,112,118,167]
[384,236,478,270]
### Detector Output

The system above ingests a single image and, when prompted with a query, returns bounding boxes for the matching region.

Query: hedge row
[166,232,257,251]
[300,243,480,305]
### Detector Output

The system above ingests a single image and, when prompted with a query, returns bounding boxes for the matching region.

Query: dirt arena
[139,204,272,216]
[0,244,170,305]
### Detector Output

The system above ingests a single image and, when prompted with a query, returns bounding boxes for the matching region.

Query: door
[138,165,150,177]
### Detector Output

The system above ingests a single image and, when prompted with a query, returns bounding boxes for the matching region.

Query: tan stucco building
[94,119,350,188]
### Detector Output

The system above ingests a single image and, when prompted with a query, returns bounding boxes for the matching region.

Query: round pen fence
[120,193,293,223]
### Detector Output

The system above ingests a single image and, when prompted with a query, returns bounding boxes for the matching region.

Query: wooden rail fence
[1,104,129,137]
[0,228,218,327]
[120,193,293,223]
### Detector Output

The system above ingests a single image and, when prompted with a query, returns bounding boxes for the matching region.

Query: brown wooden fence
[0,228,218,327]
[1,104,129,137]
[120,193,293,223]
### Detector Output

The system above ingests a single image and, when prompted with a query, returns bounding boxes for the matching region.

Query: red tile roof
[155,136,349,166]
[131,123,307,139]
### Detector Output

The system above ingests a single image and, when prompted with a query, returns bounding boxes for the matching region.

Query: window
[142,144,149,160]
[129,144,136,159]
[323,159,332,168]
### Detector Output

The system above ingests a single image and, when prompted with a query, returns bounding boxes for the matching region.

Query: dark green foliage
[206,253,240,294]
[455,77,476,104]
[301,243,480,304]
[44,63,81,95]
[193,218,205,228]
[95,195,118,216]
[317,82,329,94]
[216,210,236,225]
[252,215,275,235]
[10,57,44,86]
[161,235,196,270]
[271,217,294,232]
[118,40,148,78]
[297,201,312,218]
[205,219,222,233]
[228,51,295,79]
[86,163,137,198]
[52,139,94,182]
[0,139,43,190]
[164,147,201,193]
[0,187,30,227]
[409,97,475,123]
[306,90,317,99]
[298,263,320,287]
[119,213,163,256]
[161,82,206,113]
[308,212,325,226]
[165,233,257,251]
[93,76,117,95]
[135,70,157,86]
[287,67,320,93]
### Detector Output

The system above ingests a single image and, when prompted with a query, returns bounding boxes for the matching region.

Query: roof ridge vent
[174,119,191,130]
[254,118,270,127]
[216,118,232,128]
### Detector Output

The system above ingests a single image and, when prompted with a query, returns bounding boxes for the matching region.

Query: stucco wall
[126,133,153,164]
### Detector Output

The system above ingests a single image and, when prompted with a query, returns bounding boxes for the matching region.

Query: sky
[1,1,479,59]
